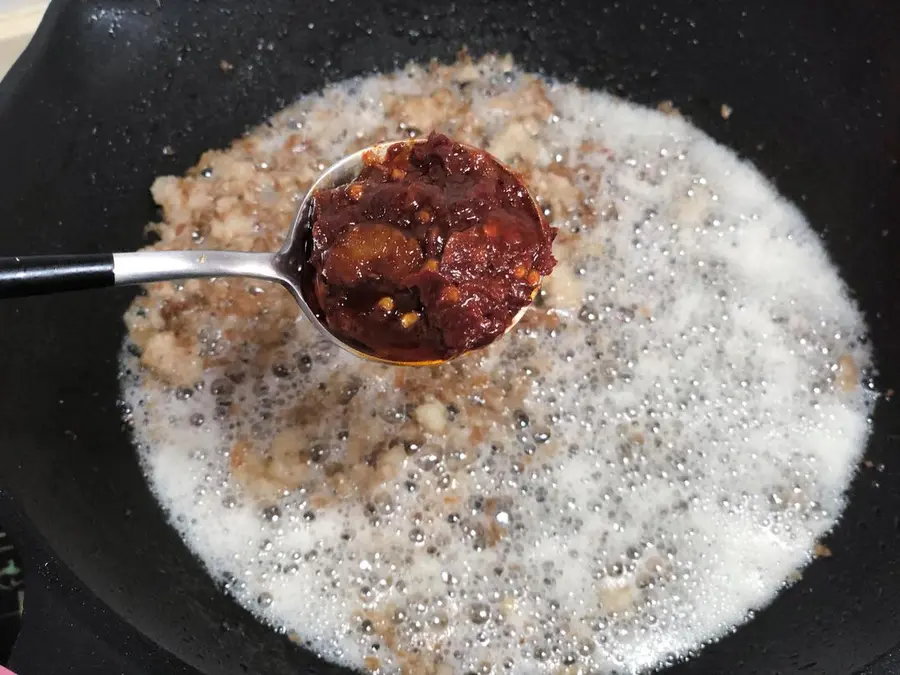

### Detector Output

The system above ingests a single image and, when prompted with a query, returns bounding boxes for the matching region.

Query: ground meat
[306,132,557,363]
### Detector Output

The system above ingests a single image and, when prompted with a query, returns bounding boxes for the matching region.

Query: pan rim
[0,0,898,673]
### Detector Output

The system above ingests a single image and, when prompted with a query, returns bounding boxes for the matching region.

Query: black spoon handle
[0,254,115,298]
[0,251,286,300]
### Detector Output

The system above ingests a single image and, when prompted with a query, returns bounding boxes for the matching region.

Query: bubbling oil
[121,60,875,675]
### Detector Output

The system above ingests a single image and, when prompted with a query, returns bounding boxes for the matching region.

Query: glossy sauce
[305,132,557,362]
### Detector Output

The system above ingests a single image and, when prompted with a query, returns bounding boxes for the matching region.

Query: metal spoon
[0,140,542,366]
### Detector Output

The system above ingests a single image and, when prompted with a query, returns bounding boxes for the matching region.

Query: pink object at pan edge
[0,667,15,674]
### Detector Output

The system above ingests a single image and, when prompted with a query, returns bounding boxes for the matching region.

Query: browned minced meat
[307,132,557,362]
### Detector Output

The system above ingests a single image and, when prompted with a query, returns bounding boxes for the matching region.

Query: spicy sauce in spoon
[303,132,557,364]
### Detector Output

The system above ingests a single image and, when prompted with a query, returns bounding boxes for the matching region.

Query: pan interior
[122,55,875,675]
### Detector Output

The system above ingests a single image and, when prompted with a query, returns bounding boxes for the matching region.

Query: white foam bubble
[121,62,875,675]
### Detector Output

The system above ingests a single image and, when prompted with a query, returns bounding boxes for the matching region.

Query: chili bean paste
[306,132,557,362]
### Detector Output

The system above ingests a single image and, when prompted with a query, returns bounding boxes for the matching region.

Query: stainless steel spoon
[0,139,541,366]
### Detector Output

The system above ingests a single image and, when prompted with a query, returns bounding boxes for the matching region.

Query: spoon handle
[0,250,283,299]
[0,254,114,298]
[113,250,282,285]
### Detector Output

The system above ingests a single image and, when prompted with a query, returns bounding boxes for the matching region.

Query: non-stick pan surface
[0,0,899,673]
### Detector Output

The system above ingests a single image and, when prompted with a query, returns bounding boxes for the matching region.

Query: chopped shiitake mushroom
[814,543,833,558]
[597,578,637,614]
[657,100,681,116]
[837,354,859,392]
[140,332,203,387]
[414,398,448,434]
[541,264,584,312]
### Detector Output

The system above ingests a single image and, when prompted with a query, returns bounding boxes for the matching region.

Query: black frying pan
[1,0,899,673]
